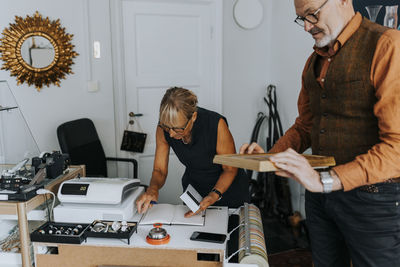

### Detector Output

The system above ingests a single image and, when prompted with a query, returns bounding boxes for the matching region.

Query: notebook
[139,204,205,226]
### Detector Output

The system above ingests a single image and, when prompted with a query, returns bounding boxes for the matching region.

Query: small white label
[93,41,101,58]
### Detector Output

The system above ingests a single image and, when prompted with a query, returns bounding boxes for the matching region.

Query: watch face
[320,171,334,185]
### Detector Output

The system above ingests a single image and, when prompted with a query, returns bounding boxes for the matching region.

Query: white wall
[0,0,117,162]
[222,0,273,149]
[222,0,314,216]
[270,0,314,129]
[0,0,310,158]
[268,0,314,216]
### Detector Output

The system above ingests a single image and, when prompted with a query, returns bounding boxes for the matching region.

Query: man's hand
[136,188,159,214]
[269,148,324,192]
[239,142,265,154]
[184,192,219,218]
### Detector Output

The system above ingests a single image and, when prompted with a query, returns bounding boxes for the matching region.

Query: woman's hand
[184,192,219,218]
[136,188,159,214]
[239,142,265,154]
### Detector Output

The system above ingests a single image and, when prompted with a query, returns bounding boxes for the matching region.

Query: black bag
[120,130,147,153]
[120,114,147,153]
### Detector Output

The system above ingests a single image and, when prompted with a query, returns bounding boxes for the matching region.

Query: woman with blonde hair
[136,87,249,217]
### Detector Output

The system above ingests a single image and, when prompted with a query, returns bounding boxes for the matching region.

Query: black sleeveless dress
[164,107,249,208]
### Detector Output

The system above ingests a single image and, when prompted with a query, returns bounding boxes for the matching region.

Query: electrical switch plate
[93,41,101,58]
[87,81,99,92]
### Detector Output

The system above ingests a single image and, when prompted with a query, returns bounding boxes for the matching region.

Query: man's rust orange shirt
[270,13,400,191]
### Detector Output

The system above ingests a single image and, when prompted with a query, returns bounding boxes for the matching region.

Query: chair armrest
[106,157,138,178]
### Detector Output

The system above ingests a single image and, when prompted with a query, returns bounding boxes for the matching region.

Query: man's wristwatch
[319,170,334,193]
[211,188,223,201]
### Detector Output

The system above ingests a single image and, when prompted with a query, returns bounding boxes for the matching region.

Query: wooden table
[34,207,230,267]
[0,165,85,267]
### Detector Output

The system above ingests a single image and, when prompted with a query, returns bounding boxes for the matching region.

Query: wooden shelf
[213,153,335,172]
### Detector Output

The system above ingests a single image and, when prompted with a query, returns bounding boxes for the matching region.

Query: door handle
[129,112,143,125]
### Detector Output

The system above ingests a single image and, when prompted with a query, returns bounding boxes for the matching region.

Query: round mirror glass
[20,36,55,68]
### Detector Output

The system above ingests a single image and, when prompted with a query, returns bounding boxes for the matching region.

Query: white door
[111,0,222,204]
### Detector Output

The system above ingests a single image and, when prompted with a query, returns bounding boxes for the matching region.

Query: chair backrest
[57,118,108,177]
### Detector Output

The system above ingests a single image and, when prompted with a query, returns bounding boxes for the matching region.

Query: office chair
[57,118,138,178]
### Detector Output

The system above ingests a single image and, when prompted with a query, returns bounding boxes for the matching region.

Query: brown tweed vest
[304,18,388,165]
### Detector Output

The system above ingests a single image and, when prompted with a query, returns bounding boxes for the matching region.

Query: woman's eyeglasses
[158,118,191,135]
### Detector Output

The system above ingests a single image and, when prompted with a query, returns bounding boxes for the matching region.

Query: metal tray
[85,220,137,244]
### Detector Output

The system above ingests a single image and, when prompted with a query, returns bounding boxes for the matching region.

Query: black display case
[30,222,90,244]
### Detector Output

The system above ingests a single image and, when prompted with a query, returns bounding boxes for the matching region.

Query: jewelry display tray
[30,222,90,244]
[85,220,138,245]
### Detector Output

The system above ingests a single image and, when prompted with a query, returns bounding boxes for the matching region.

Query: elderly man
[241,0,400,266]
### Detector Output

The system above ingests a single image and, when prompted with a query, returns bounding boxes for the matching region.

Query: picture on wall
[354,0,399,29]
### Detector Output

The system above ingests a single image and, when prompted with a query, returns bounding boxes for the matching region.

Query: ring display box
[30,222,89,244]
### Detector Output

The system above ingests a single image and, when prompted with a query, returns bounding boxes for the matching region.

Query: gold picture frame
[0,11,78,91]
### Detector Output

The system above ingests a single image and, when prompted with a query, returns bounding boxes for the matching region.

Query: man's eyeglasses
[158,117,191,134]
[294,0,329,27]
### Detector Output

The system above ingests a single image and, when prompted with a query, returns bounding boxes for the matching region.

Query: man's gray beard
[315,23,345,48]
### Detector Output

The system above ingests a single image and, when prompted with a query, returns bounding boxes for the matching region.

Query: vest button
[321,93,327,99]
[328,58,331,62]
[321,78,325,82]
[320,129,326,134]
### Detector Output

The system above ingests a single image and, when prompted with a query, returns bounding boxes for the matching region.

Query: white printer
[54,177,144,223]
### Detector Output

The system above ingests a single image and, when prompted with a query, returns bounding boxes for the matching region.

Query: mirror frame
[0,11,78,91]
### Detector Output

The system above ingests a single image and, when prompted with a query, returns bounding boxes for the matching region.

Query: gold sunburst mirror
[0,11,78,91]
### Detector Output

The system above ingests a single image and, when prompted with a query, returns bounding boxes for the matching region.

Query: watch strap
[319,170,333,193]
[211,188,223,201]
